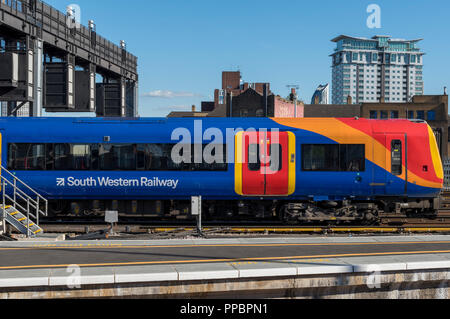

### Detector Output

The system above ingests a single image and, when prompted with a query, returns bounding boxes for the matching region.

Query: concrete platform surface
[1,234,450,248]
[0,253,450,288]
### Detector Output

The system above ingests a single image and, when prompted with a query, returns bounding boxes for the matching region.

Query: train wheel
[49,200,69,216]
[279,206,299,225]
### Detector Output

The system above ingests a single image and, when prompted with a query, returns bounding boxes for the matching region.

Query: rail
[1,165,48,236]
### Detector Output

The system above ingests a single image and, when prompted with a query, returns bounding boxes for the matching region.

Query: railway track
[38,223,450,237]
[32,201,450,237]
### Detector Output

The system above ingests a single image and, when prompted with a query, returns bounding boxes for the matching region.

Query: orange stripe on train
[271,118,443,189]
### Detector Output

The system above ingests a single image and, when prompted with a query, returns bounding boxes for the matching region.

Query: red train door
[236,131,295,196]
[242,131,265,195]
[265,131,290,195]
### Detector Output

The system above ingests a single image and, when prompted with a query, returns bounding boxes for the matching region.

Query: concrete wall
[304,104,361,118]
[1,269,448,299]
[274,98,304,118]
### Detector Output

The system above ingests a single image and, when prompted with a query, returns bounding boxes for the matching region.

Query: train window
[46,144,54,170]
[248,144,261,171]
[269,144,282,172]
[8,144,28,170]
[340,145,365,172]
[99,144,136,170]
[91,144,100,170]
[7,143,228,172]
[54,144,70,170]
[302,144,339,171]
[136,144,150,170]
[302,144,365,172]
[193,144,226,171]
[8,144,45,170]
[72,145,92,170]
[391,140,402,176]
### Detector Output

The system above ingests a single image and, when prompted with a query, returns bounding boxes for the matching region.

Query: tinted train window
[302,145,339,171]
[8,144,45,170]
[302,144,365,172]
[340,145,365,172]
[248,144,260,171]
[7,143,228,171]
[391,140,402,176]
[72,145,92,170]
[269,144,282,172]
[54,144,70,170]
[99,144,135,170]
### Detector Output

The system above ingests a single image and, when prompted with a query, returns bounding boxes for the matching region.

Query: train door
[385,133,408,195]
[372,133,387,195]
[235,131,295,196]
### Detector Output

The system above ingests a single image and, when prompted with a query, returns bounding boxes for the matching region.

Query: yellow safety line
[1,249,450,270]
[17,218,26,222]
[0,240,450,251]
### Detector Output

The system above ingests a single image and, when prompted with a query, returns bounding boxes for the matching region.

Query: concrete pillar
[133,81,139,117]
[89,64,96,112]
[120,77,126,117]
[32,38,43,117]
[67,54,75,110]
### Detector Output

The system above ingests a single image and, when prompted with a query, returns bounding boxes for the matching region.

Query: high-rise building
[330,35,424,104]
[311,84,330,104]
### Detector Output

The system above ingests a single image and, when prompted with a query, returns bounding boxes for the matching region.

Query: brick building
[201,71,303,118]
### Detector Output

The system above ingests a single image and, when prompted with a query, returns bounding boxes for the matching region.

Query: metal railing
[1,165,48,237]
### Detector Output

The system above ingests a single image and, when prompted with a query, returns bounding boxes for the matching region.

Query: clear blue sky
[46,0,450,117]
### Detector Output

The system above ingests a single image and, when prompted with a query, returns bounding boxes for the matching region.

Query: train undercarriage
[45,197,441,225]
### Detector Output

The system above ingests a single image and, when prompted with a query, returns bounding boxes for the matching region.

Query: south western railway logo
[56,177,179,189]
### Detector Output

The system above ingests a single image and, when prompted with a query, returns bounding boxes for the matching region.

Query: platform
[0,235,449,298]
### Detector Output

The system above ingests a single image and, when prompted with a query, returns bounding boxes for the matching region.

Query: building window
[416,111,425,120]
[408,111,415,119]
[390,111,399,119]
[427,111,436,121]
[240,109,249,117]
[255,109,264,117]
[380,111,388,119]
[218,90,225,105]
[370,111,378,119]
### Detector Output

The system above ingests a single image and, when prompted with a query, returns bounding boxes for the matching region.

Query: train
[0,116,444,224]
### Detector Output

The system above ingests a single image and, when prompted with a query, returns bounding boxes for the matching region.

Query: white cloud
[142,90,203,99]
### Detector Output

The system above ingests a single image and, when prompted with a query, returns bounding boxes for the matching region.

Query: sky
[45,0,450,117]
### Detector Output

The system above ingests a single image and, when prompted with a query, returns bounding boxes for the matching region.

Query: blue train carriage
[0,117,444,223]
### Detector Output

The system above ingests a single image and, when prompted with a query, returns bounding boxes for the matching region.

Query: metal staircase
[0,166,48,238]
